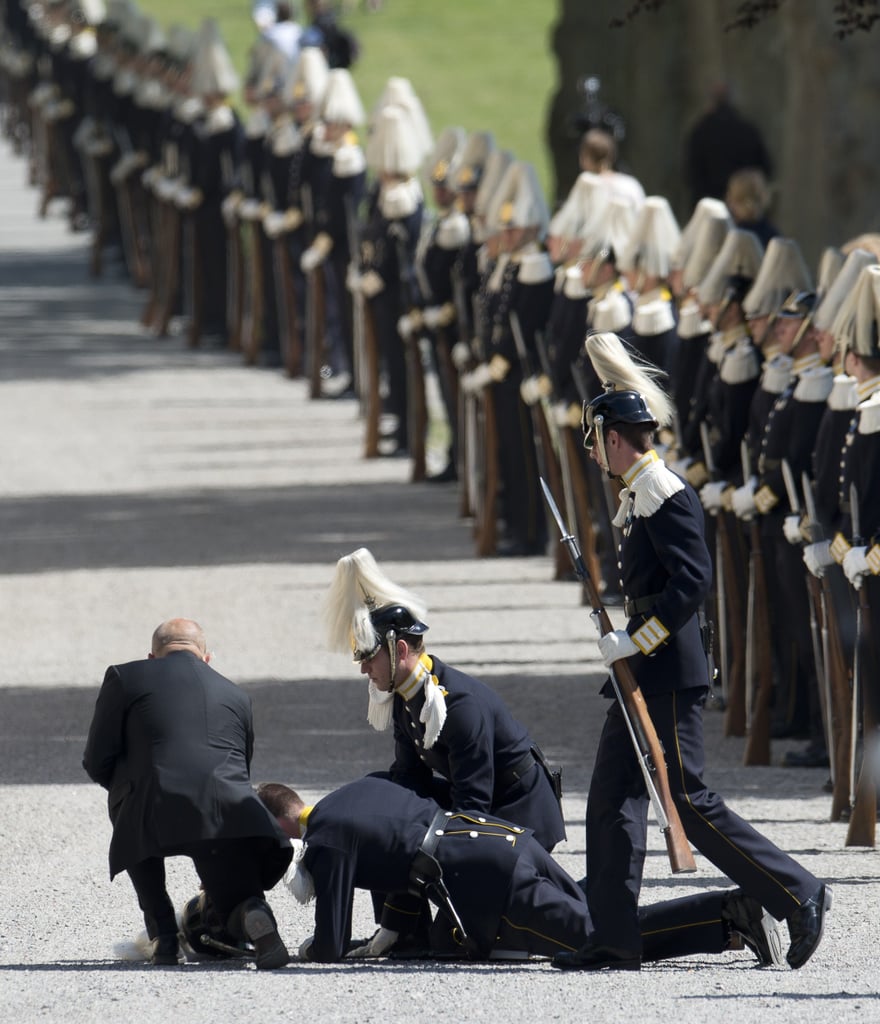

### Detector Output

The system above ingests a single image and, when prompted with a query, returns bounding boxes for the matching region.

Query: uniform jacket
[82,650,288,878]
[616,458,713,696]
[301,775,532,961]
[388,655,565,851]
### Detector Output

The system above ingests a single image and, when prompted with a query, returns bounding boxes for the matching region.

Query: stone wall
[548,0,880,267]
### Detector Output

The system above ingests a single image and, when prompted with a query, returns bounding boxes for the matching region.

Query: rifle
[741,440,772,766]
[701,423,747,734]
[472,289,499,556]
[510,310,562,550]
[452,262,473,519]
[392,227,428,481]
[801,471,852,822]
[272,226,303,378]
[845,482,876,847]
[782,460,833,771]
[540,478,697,875]
[239,203,266,364]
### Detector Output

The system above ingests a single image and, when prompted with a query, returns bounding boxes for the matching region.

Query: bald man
[83,618,292,968]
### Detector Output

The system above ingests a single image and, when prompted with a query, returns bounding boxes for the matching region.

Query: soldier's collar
[857,374,880,402]
[621,449,660,490]
[396,652,434,701]
[299,805,314,833]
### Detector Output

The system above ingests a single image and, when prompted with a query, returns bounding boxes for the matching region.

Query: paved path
[0,141,876,1024]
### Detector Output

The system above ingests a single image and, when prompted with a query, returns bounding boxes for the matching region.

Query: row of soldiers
[2,0,877,843]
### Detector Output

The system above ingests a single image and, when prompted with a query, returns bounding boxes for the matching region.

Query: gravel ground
[1,145,878,1024]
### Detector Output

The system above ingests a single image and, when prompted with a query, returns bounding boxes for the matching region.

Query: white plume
[585,331,676,428]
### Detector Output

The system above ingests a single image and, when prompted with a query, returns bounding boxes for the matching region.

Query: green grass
[138,0,556,195]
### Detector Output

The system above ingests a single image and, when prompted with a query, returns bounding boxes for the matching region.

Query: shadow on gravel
[0,675,596,791]
[0,481,474,574]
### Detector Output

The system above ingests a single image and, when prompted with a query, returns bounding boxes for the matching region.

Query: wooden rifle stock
[742,515,773,765]
[274,235,302,378]
[846,485,877,846]
[362,296,381,458]
[540,479,697,875]
[845,588,877,847]
[475,383,499,557]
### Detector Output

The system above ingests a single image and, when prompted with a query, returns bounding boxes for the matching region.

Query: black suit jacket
[82,650,288,878]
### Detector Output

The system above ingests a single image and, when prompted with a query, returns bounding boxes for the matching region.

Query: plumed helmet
[582,388,659,449]
[323,547,429,663]
[179,893,253,961]
[355,604,429,662]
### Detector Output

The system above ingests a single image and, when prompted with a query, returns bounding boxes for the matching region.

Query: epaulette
[517,251,554,285]
[205,104,235,135]
[857,389,880,435]
[379,177,422,220]
[761,353,794,395]
[176,96,204,125]
[435,210,469,250]
[632,291,675,337]
[590,288,632,332]
[563,264,588,300]
[272,120,301,158]
[719,340,760,385]
[828,374,858,411]
[244,107,270,140]
[677,297,708,340]
[793,364,834,404]
[332,142,366,179]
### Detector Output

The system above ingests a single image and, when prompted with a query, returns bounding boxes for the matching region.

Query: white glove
[346,264,362,293]
[298,935,314,961]
[360,270,385,298]
[731,477,757,520]
[263,210,287,239]
[699,480,728,513]
[221,190,242,228]
[451,341,472,371]
[422,305,443,330]
[461,362,493,395]
[519,375,543,406]
[803,539,833,578]
[300,245,324,273]
[176,185,203,211]
[843,545,870,586]
[783,514,803,546]
[597,629,640,666]
[345,927,399,958]
[397,312,421,339]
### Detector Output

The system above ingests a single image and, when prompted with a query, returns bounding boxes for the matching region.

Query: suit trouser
[126,837,282,939]
[585,686,820,951]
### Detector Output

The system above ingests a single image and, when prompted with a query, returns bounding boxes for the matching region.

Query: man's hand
[597,629,639,666]
[803,539,833,578]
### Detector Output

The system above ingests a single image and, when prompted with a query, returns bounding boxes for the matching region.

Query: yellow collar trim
[621,449,659,489]
[857,375,880,402]
[299,805,313,832]
[396,653,434,702]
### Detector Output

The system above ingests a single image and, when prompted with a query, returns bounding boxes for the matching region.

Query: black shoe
[150,934,185,966]
[786,883,832,969]
[721,890,785,966]
[552,942,640,971]
[236,898,289,970]
[426,463,457,484]
[496,539,545,558]
[783,745,830,769]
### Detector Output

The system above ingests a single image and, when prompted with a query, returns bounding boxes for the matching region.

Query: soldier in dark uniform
[553,333,831,972]
[323,547,566,851]
[355,79,433,457]
[178,17,244,346]
[300,67,368,397]
[257,775,784,967]
[397,125,468,480]
[618,195,682,381]
[473,158,555,556]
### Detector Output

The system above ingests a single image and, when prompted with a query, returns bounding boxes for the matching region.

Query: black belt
[419,808,451,860]
[624,593,662,618]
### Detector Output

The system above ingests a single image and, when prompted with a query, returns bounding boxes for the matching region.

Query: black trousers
[585,685,820,951]
[126,837,286,940]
